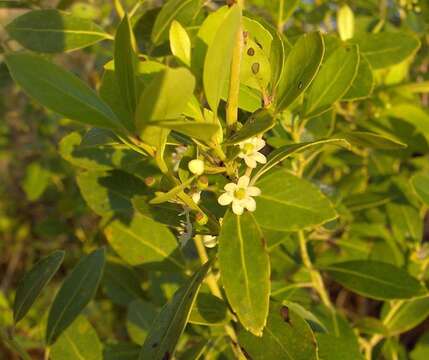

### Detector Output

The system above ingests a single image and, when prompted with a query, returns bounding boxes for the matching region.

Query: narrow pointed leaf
[139,261,212,360]
[276,32,325,112]
[5,53,120,130]
[320,260,426,300]
[218,211,270,336]
[46,248,105,344]
[5,9,110,53]
[114,14,139,119]
[13,250,65,323]
[303,44,359,118]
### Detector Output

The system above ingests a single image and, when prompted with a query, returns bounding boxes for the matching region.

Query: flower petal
[232,201,244,215]
[245,156,257,168]
[247,186,261,196]
[224,183,237,192]
[254,152,267,164]
[218,193,233,206]
[237,175,250,188]
[255,138,266,151]
[244,197,256,212]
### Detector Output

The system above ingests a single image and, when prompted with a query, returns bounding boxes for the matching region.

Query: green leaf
[77,170,147,217]
[353,31,420,69]
[384,297,429,336]
[253,138,350,181]
[254,169,338,231]
[276,31,325,112]
[342,56,374,100]
[135,67,195,135]
[5,9,110,53]
[103,261,145,306]
[139,261,212,360]
[127,299,158,344]
[104,212,185,271]
[5,53,120,130]
[51,316,102,360]
[149,120,220,143]
[103,343,141,360]
[386,203,422,244]
[218,211,270,335]
[114,14,139,119]
[22,162,51,201]
[151,0,202,45]
[225,110,275,145]
[339,131,407,149]
[189,292,228,326]
[13,250,64,323]
[320,260,426,300]
[169,20,191,66]
[303,44,360,118]
[150,176,195,205]
[411,174,429,206]
[203,5,241,113]
[238,302,318,360]
[46,248,105,344]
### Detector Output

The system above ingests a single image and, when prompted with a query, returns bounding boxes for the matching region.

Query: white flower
[202,235,217,248]
[217,175,261,215]
[188,159,205,175]
[191,191,201,204]
[238,137,267,168]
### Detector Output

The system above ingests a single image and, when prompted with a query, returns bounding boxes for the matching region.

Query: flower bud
[188,159,205,175]
[197,175,209,190]
[203,235,217,248]
[144,176,156,187]
[195,212,208,225]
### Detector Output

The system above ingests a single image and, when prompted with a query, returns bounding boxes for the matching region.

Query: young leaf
[151,0,202,46]
[139,261,212,360]
[225,110,275,145]
[135,67,195,134]
[238,302,318,360]
[104,212,185,271]
[46,248,105,344]
[254,169,338,231]
[303,44,360,118]
[51,316,102,360]
[253,138,350,182]
[218,211,270,336]
[114,14,139,119]
[169,20,191,66]
[5,53,121,130]
[411,174,429,206]
[320,260,426,300]
[203,4,241,113]
[353,31,420,69]
[13,250,65,323]
[5,9,110,53]
[276,32,325,112]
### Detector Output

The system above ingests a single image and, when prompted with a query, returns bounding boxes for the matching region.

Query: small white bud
[188,159,205,175]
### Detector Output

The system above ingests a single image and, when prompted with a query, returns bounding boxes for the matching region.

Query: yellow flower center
[234,188,247,200]
[243,143,255,155]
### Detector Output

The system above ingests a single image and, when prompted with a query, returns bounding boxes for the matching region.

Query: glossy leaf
[46,248,105,344]
[203,5,241,113]
[411,174,429,206]
[104,212,185,270]
[303,44,360,118]
[5,53,120,130]
[114,14,139,118]
[139,261,211,360]
[5,9,110,53]
[276,32,324,112]
[51,316,102,360]
[225,110,275,145]
[238,302,318,360]
[321,260,426,300]
[254,169,338,231]
[169,20,191,66]
[343,56,374,100]
[354,31,420,69]
[13,250,64,323]
[218,211,270,335]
